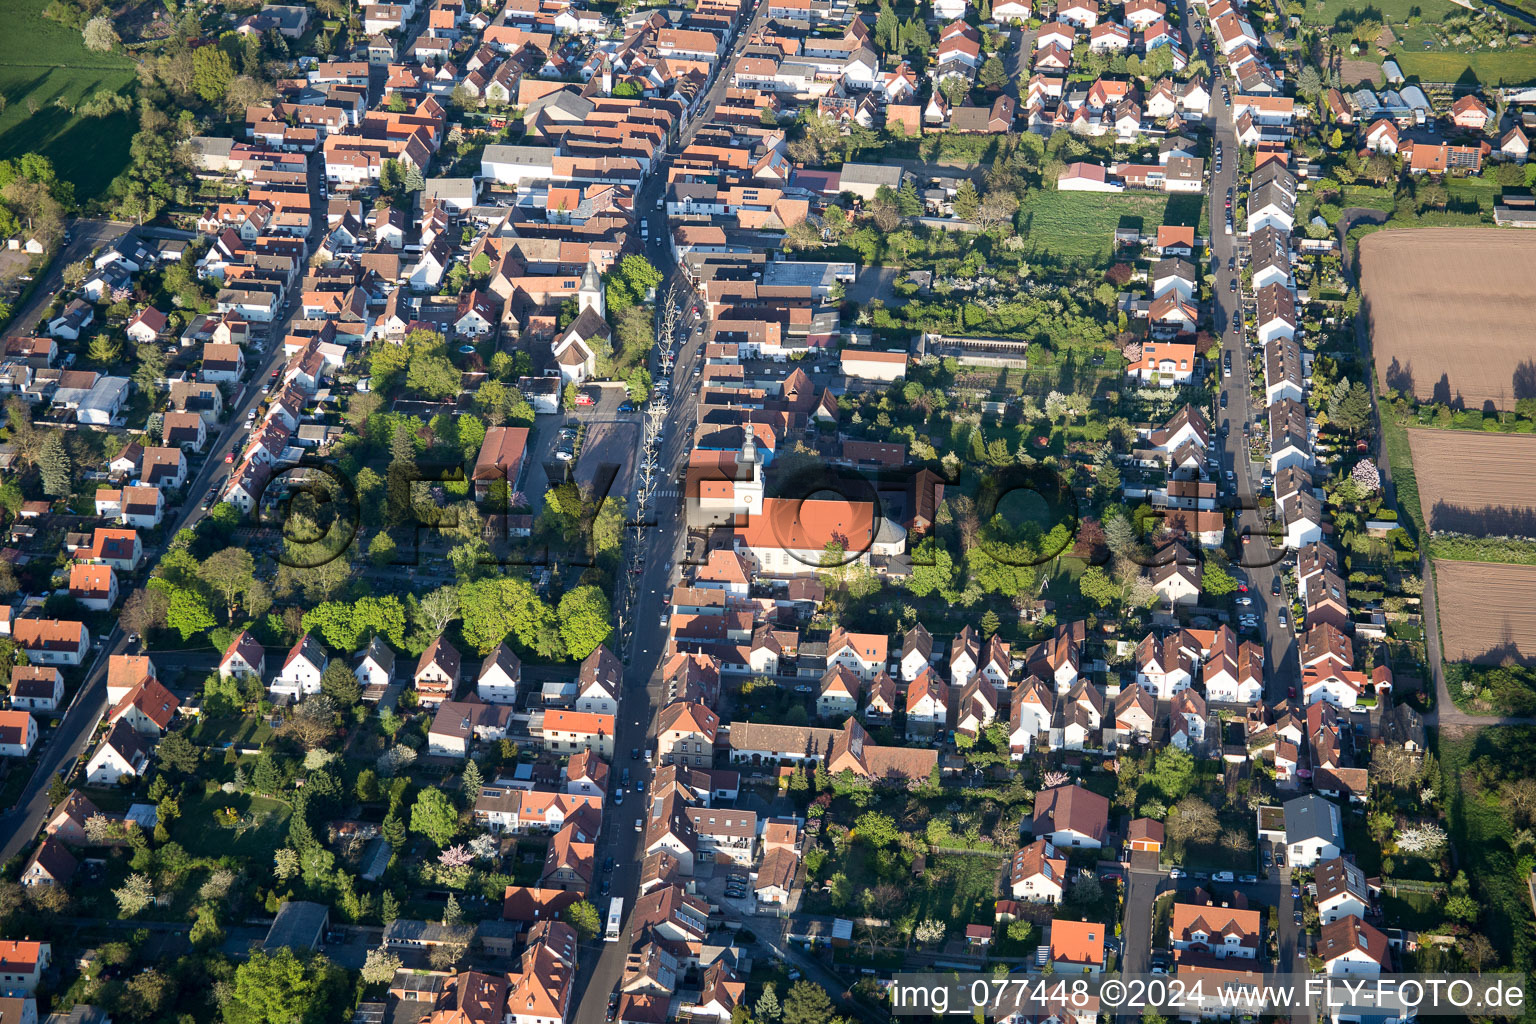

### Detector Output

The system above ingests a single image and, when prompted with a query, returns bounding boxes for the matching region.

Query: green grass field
[1014,191,1200,262]
[1394,48,1536,86]
[0,0,137,199]
[1301,0,1459,27]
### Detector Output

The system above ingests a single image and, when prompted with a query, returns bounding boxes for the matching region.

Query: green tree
[227,947,346,1024]
[460,758,484,800]
[192,46,235,102]
[853,810,898,848]
[410,787,459,848]
[381,813,406,849]
[37,431,71,498]
[1202,563,1239,597]
[1149,746,1195,800]
[198,547,260,621]
[134,344,168,403]
[563,899,602,940]
[87,333,122,366]
[906,537,959,600]
[756,985,783,1024]
[557,586,612,660]
[980,56,1008,89]
[782,981,839,1024]
[320,660,361,708]
[157,731,202,775]
[1078,565,1121,608]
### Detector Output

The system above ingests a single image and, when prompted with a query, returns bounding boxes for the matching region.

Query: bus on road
[605,897,624,942]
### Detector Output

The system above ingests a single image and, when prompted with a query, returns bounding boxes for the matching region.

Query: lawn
[1013,191,1198,263]
[0,0,137,199]
[1394,48,1536,86]
[1301,0,1459,27]
[1378,889,1448,931]
[189,714,276,748]
[911,853,1004,927]
[175,787,293,860]
[1440,730,1536,976]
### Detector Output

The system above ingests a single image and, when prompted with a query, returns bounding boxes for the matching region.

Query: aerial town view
[0,0,1535,1019]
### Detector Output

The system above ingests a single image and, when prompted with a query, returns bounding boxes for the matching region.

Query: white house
[354,637,395,694]
[0,710,37,757]
[85,721,150,785]
[478,643,522,704]
[220,630,266,680]
[1283,794,1344,868]
[1008,839,1066,902]
[1315,857,1371,924]
[1318,916,1391,977]
[272,633,327,699]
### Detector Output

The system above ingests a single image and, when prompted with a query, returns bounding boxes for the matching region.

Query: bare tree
[1372,746,1419,792]
[1167,796,1220,846]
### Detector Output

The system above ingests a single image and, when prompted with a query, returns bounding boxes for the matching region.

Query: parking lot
[524,385,640,515]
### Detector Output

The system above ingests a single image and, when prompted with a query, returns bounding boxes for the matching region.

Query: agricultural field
[1407,429,1536,535]
[1433,560,1536,663]
[1394,48,1536,87]
[0,0,137,199]
[1361,228,1536,411]
[1013,191,1201,262]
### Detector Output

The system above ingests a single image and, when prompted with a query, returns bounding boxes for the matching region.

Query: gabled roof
[1032,783,1109,841]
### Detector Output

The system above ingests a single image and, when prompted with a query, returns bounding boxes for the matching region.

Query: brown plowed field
[1408,429,1536,534]
[1360,228,1536,411]
[1435,560,1536,664]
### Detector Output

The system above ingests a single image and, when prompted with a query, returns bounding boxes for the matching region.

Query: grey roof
[1249,225,1292,279]
[421,178,478,204]
[79,377,130,415]
[1251,160,1297,199]
[187,136,236,159]
[263,900,330,952]
[1283,793,1343,846]
[837,162,903,189]
[482,144,556,169]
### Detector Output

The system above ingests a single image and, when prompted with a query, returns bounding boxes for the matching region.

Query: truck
[605,898,624,942]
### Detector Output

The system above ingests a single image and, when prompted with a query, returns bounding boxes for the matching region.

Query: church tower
[577,261,605,318]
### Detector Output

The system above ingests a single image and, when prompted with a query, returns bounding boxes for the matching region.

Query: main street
[0,155,329,866]
[566,6,771,1017]
[1112,9,1310,1019]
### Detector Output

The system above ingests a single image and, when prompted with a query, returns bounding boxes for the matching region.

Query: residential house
[415,635,462,706]
[273,633,327,699]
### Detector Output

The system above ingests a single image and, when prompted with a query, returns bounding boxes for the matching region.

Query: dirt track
[1434,559,1536,663]
[1408,428,1536,534]
[1361,228,1536,411]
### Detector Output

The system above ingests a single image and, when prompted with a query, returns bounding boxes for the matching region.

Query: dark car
[604,857,615,872]
[1228,256,1235,272]
[1272,578,1282,596]
[618,401,634,412]
[1229,278,1237,291]
[631,747,640,759]
[1220,392,1228,408]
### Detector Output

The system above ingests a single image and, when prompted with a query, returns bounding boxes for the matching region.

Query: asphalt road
[2,219,135,343]
[566,5,777,1016]
[0,150,328,868]
[1189,6,1300,705]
